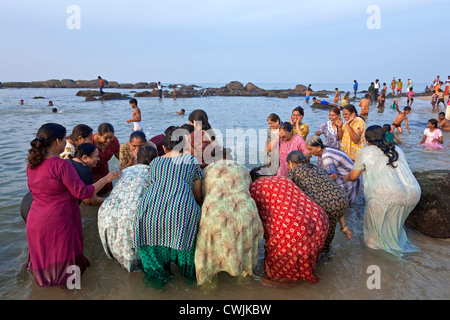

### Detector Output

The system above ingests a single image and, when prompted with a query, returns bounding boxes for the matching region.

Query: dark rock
[1,82,31,88]
[133,82,148,89]
[85,96,98,101]
[61,79,78,88]
[119,83,133,89]
[294,84,307,92]
[245,82,260,92]
[76,90,100,97]
[32,96,46,99]
[226,81,244,91]
[98,92,130,101]
[43,79,62,88]
[134,90,157,97]
[405,170,450,238]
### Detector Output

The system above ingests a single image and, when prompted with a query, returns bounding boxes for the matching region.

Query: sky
[1,0,449,85]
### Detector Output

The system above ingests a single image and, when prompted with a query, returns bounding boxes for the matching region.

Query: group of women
[24,104,421,289]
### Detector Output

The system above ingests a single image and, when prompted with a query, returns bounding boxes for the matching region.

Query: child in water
[419,119,444,149]
[383,124,401,144]
[391,106,412,134]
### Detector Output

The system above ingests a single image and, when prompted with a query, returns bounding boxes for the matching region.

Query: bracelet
[341,226,348,233]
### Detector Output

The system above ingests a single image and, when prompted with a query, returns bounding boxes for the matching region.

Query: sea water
[0,84,448,300]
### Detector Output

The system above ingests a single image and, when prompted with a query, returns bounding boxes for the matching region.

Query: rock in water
[405,170,450,238]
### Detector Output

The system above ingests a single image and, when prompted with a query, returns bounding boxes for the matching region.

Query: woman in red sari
[249,167,329,284]
[26,123,121,287]
[91,123,120,194]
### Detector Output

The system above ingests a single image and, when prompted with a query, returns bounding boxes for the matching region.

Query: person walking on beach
[127,98,143,131]
[407,79,413,92]
[391,106,412,134]
[98,76,104,96]
[390,78,397,95]
[397,79,403,96]
[353,80,358,98]
[157,81,163,99]
[373,79,380,102]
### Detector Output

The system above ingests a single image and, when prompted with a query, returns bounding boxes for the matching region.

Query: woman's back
[354,145,420,206]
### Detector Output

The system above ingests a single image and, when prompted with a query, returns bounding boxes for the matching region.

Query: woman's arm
[418,135,426,145]
[345,121,362,144]
[344,169,362,182]
[193,179,203,205]
[82,194,105,206]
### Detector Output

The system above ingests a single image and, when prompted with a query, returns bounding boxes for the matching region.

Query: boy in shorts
[391,106,412,134]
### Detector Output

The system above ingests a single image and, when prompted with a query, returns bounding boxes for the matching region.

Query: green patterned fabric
[133,153,203,251]
[194,160,264,285]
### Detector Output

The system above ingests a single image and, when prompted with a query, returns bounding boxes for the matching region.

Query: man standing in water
[98,76,104,96]
[127,98,143,131]
[353,80,358,98]
[373,79,380,102]
[157,81,163,99]
[390,77,397,95]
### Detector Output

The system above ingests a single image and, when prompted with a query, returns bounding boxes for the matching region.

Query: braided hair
[365,125,398,168]
[27,123,66,169]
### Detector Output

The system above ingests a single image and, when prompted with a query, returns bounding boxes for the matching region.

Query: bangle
[341,226,348,233]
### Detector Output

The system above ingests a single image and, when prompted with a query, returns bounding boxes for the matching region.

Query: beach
[0,84,449,300]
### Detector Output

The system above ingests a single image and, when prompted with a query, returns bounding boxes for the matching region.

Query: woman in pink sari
[26,123,121,287]
[267,122,311,177]
[249,167,329,284]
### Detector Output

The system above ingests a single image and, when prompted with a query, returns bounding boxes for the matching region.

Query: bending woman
[99,146,158,272]
[344,125,421,257]
[26,123,121,287]
[249,168,329,284]
[286,150,349,253]
[194,147,263,286]
[133,128,203,288]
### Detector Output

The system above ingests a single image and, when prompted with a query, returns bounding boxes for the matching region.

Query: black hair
[211,146,233,161]
[74,143,97,159]
[180,123,194,134]
[97,123,114,135]
[343,104,365,121]
[428,119,438,128]
[383,124,391,132]
[404,106,411,111]
[188,109,211,131]
[292,106,304,116]
[129,130,146,142]
[137,145,158,165]
[163,127,183,151]
[249,166,264,182]
[267,113,280,123]
[280,122,293,132]
[438,112,445,116]
[69,124,93,141]
[164,125,178,136]
[129,98,138,105]
[52,108,57,113]
[365,125,398,168]
[27,123,66,169]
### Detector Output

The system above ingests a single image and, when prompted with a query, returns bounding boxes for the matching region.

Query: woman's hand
[106,170,122,183]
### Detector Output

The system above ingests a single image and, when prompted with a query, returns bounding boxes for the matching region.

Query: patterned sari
[250,176,329,283]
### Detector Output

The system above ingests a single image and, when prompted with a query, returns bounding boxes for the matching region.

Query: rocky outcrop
[405,170,450,238]
[226,81,245,92]
[76,90,130,101]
